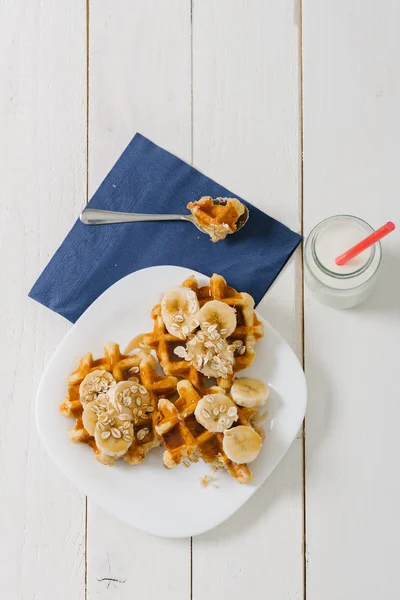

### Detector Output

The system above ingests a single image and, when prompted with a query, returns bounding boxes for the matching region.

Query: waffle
[187,196,245,241]
[126,274,264,391]
[60,342,178,465]
[156,380,256,483]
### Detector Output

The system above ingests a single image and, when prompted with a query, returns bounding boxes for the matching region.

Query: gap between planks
[85,1,90,599]
[190,3,194,598]
[298,0,307,599]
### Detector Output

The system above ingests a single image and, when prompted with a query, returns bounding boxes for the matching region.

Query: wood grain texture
[193,440,303,598]
[192,2,303,598]
[303,1,400,598]
[87,505,190,599]
[87,2,191,598]
[0,1,86,598]
[88,0,192,197]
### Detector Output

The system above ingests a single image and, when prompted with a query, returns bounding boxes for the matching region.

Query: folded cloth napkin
[29,133,301,323]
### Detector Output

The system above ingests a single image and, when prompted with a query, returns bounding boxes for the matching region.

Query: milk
[304,215,381,309]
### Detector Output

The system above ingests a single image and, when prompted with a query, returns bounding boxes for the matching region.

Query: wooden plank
[303,1,400,598]
[88,0,192,197]
[192,2,303,598]
[193,440,303,597]
[87,2,191,598]
[0,1,86,598]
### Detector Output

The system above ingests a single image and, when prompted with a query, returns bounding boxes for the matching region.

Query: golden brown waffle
[156,380,256,484]
[60,342,178,465]
[126,274,264,391]
[187,196,245,240]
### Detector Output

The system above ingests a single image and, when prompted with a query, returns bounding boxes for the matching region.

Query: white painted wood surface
[2,0,400,598]
[0,1,86,599]
[303,1,400,598]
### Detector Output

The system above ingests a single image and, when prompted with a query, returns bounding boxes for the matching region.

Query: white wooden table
[2,1,400,598]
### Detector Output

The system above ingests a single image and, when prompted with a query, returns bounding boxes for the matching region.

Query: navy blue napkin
[29,133,301,323]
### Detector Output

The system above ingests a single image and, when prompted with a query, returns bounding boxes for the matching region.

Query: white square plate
[36,266,306,538]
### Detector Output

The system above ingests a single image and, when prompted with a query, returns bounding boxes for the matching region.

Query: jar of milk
[304,215,382,309]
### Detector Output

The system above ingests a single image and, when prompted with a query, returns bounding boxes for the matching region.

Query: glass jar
[304,215,382,309]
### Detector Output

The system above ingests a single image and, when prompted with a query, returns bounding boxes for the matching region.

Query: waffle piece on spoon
[187,196,248,242]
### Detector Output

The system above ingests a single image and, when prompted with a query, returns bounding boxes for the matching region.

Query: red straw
[335,221,395,266]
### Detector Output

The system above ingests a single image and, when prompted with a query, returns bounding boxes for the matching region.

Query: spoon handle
[80,208,187,225]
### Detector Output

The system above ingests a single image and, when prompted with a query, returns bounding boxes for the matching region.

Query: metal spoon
[79,198,249,237]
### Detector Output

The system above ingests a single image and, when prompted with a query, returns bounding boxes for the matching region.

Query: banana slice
[81,400,107,435]
[176,331,235,379]
[112,380,154,425]
[223,426,262,464]
[94,407,134,458]
[79,370,116,405]
[194,393,238,432]
[230,378,269,408]
[196,300,236,337]
[174,325,236,379]
[161,286,200,339]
